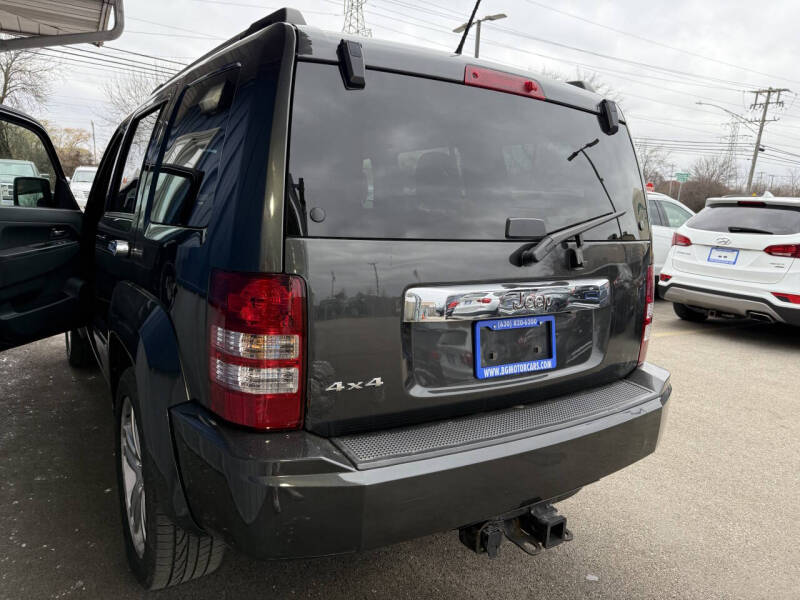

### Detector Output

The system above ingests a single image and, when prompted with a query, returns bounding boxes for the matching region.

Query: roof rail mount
[244,8,306,37]
[338,39,366,90]
[598,99,619,136]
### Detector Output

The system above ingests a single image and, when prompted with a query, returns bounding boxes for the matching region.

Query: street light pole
[453,13,507,59]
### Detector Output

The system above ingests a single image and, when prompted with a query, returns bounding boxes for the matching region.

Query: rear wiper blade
[728,226,773,234]
[524,210,627,263]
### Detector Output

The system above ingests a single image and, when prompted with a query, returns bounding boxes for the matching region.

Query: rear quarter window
[148,67,240,227]
[688,204,800,235]
[287,62,646,241]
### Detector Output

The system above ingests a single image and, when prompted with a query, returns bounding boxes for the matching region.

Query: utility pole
[746,88,789,193]
[453,13,506,58]
[342,0,371,37]
[90,120,97,164]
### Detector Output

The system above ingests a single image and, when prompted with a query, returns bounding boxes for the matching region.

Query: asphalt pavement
[1,301,798,599]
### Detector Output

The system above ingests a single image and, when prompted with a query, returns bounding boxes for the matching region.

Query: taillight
[772,292,800,304]
[659,273,671,282]
[671,233,692,247]
[764,244,800,258]
[464,65,545,100]
[208,270,306,430]
[638,264,654,365]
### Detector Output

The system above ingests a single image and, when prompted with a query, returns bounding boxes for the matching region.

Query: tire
[114,369,225,590]
[65,329,95,368]
[673,302,709,322]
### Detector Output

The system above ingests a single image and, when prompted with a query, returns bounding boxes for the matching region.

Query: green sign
[675,172,690,183]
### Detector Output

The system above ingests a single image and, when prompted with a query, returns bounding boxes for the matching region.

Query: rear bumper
[171,363,671,560]
[660,281,800,325]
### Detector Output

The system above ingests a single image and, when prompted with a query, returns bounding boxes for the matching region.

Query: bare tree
[101,69,166,126]
[0,46,55,111]
[46,124,94,174]
[636,144,671,186]
[673,155,734,211]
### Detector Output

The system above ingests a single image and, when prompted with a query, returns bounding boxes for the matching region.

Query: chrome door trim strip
[403,279,610,322]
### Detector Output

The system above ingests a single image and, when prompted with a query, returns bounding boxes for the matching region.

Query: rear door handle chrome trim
[108,239,130,257]
[403,279,611,322]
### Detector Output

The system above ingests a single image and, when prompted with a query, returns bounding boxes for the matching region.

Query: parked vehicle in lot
[659,195,800,324]
[647,191,694,278]
[69,165,98,210]
[0,158,43,206]
[0,8,671,590]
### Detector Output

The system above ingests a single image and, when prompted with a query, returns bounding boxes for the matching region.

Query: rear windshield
[688,204,800,235]
[287,62,645,241]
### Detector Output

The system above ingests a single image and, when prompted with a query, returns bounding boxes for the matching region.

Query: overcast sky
[33,0,800,187]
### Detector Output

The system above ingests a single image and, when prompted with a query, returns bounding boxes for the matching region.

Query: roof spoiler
[243,8,306,37]
[153,7,306,94]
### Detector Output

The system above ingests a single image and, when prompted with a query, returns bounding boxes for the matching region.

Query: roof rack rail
[153,8,306,93]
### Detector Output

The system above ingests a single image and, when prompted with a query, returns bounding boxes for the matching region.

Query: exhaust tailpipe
[748,311,775,323]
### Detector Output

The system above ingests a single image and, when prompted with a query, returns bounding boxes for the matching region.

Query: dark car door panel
[0,206,86,350]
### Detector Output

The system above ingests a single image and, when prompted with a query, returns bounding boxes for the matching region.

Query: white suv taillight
[208,270,306,429]
[638,264,654,365]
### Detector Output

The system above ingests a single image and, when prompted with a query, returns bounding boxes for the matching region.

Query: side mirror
[66,176,71,183]
[14,176,52,208]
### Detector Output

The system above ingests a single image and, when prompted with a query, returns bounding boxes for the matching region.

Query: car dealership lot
[1,301,798,600]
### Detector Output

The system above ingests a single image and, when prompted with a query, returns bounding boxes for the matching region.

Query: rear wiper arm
[522,210,627,264]
[728,226,773,234]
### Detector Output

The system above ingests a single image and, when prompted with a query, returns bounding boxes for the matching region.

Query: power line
[30,50,172,78]
[522,0,797,86]
[102,46,189,66]
[127,16,227,38]
[36,48,177,78]
[373,0,763,88]
[55,46,181,74]
[125,30,226,40]
[189,0,340,14]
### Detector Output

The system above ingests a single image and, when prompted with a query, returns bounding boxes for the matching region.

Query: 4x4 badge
[326,378,384,392]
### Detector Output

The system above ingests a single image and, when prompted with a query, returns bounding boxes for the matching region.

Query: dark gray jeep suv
[0,8,670,590]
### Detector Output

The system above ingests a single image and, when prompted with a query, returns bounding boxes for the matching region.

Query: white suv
[647,192,694,278]
[659,195,800,325]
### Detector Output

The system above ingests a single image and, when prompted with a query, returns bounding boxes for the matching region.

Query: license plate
[707,247,739,265]
[474,316,556,380]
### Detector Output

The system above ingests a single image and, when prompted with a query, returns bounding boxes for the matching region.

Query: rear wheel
[673,302,709,322]
[65,329,95,367]
[115,369,225,589]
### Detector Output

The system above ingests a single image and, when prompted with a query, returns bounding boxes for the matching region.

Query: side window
[148,68,239,227]
[107,110,160,214]
[0,119,58,208]
[660,201,692,228]
[647,200,663,226]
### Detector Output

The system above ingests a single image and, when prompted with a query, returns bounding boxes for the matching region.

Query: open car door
[0,106,87,350]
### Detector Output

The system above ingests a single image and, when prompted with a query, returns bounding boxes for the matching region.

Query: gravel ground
[1,301,798,599]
